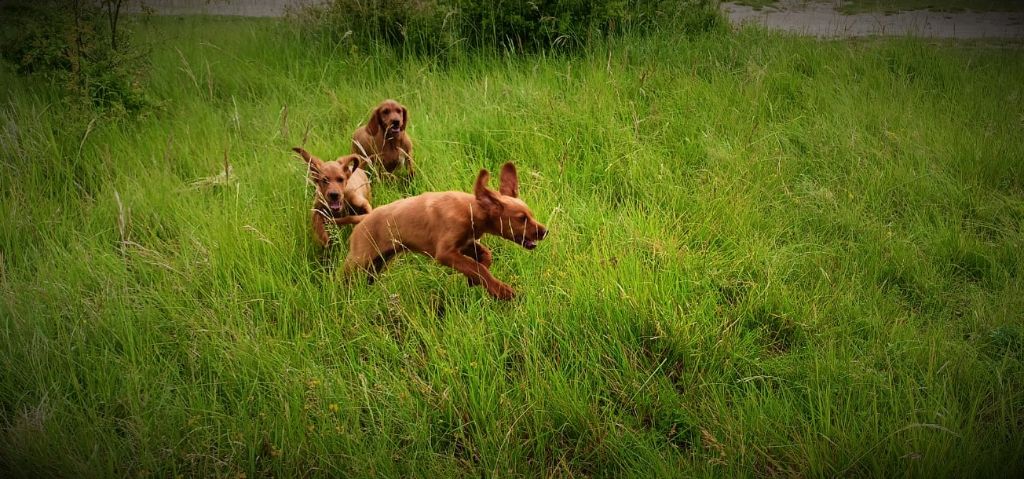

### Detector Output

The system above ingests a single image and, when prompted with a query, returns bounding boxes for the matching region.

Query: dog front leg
[459,242,493,286]
[405,154,415,179]
[332,214,367,226]
[348,196,373,215]
[437,251,514,300]
[311,209,330,246]
[398,143,414,179]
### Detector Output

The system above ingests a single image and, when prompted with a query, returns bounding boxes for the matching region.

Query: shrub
[293,0,722,55]
[0,0,150,114]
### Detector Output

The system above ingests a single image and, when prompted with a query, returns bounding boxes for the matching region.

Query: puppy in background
[351,99,415,178]
[344,163,547,300]
[292,147,372,247]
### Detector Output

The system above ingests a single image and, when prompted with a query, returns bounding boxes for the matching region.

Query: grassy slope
[2,15,1024,477]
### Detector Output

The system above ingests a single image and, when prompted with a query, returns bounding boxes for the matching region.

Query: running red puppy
[292,147,372,246]
[344,163,547,299]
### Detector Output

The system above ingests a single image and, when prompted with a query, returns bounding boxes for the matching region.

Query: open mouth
[328,200,343,212]
[388,123,401,133]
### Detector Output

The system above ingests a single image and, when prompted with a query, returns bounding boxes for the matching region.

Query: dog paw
[488,282,516,300]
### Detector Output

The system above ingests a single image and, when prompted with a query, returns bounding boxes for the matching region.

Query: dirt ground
[125,0,320,17]
[722,0,1024,38]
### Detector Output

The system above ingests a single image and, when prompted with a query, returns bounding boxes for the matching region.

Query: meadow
[2,14,1024,477]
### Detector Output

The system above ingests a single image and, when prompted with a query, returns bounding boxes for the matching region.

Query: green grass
[3,15,1024,477]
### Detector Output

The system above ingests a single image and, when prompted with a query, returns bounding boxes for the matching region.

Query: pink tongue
[329,201,342,210]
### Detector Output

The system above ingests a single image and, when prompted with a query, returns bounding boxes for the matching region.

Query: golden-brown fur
[292,147,372,246]
[351,99,414,177]
[344,163,547,300]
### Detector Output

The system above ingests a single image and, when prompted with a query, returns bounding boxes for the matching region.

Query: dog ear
[345,155,363,173]
[498,162,518,198]
[366,106,381,136]
[400,105,408,131]
[474,169,502,215]
[292,147,323,175]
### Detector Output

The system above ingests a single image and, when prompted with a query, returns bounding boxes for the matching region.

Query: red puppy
[344,163,547,300]
[292,147,372,246]
[351,99,415,178]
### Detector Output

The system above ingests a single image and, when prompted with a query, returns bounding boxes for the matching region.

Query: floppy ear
[292,147,323,175]
[366,106,381,136]
[498,162,519,198]
[345,155,363,173]
[474,169,502,215]
[400,106,408,131]
[292,146,313,162]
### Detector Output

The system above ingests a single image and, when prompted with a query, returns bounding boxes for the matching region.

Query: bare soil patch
[722,0,1024,38]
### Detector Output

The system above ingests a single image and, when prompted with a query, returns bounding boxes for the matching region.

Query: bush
[0,0,150,114]
[294,0,722,55]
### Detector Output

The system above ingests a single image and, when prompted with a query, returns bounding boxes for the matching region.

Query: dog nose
[327,192,340,201]
[538,227,548,240]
